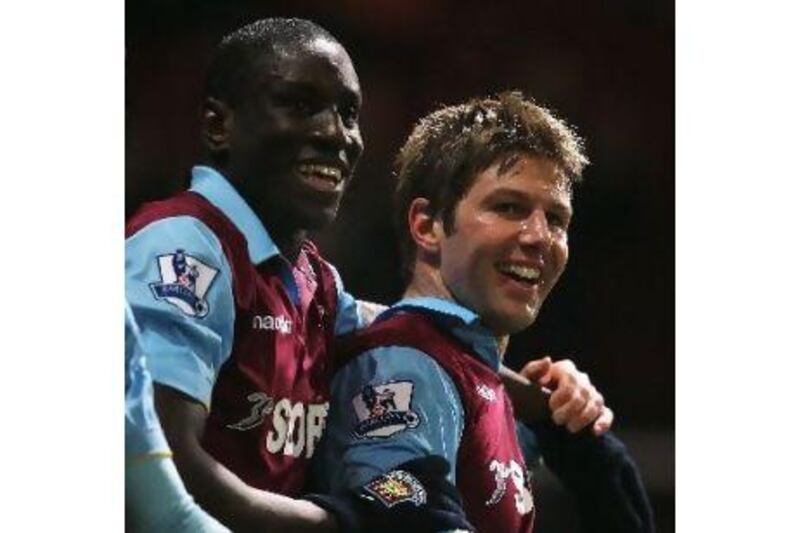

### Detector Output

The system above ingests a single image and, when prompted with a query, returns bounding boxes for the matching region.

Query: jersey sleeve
[314,346,464,493]
[126,216,235,408]
[125,302,170,459]
[127,454,230,532]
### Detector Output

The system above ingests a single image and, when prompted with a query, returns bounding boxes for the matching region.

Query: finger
[551,392,587,427]
[519,357,552,382]
[566,396,603,433]
[592,407,615,436]
[548,383,574,412]
[545,360,580,389]
[548,385,568,412]
[550,359,577,380]
[547,374,585,411]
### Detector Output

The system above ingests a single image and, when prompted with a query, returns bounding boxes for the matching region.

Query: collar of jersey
[382,297,503,371]
[189,165,279,264]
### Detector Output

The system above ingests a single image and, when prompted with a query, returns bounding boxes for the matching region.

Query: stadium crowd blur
[126,1,674,530]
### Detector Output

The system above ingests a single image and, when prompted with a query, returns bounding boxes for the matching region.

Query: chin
[297,204,339,232]
[485,309,537,336]
[506,317,537,335]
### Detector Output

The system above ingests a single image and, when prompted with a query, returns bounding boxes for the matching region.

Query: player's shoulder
[127,214,226,264]
[125,206,234,314]
[336,345,453,394]
[126,191,222,234]
[333,344,464,442]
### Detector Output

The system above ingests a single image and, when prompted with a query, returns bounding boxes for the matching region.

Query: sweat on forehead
[204,17,343,103]
[493,153,573,195]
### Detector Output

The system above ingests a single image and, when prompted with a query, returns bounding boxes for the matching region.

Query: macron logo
[252,314,293,334]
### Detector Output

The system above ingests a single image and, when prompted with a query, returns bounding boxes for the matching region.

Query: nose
[310,107,363,166]
[519,210,551,249]
[311,107,347,145]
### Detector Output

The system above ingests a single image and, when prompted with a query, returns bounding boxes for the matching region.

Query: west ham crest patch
[362,469,427,508]
[149,249,219,318]
[352,381,419,438]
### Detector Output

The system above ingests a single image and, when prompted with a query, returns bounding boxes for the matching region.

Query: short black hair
[394,91,588,280]
[204,18,340,107]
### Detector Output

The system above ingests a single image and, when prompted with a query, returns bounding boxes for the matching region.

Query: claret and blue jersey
[126,166,362,406]
[314,297,537,532]
[125,165,364,495]
[315,298,494,488]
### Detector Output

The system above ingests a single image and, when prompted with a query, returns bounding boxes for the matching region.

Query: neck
[248,195,308,264]
[404,261,511,358]
[214,162,307,264]
[403,261,452,301]
[496,335,510,359]
[264,223,307,264]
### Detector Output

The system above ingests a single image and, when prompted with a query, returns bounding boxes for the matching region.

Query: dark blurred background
[126,0,674,530]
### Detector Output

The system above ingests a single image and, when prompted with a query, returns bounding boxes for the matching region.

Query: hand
[520,357,613,436]
[307,456,474,533]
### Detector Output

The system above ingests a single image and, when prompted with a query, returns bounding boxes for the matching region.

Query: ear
[201,97,234,153]
[408,198,446,258]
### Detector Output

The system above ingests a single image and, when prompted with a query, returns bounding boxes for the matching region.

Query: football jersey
[316,298,535,532]
[126,166,361,494]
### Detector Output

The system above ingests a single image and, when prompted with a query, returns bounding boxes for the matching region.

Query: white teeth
[297,163,343,183]
[499,263,541,281]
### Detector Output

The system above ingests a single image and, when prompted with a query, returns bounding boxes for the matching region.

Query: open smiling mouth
[296,163,345,192]
[497,262,541,287]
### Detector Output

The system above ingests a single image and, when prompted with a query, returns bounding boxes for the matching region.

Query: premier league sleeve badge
[351,381,420,438]
[149,249,219,318]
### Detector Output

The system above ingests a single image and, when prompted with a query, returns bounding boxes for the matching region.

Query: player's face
[439,154,571,335]
[228,38,364,231]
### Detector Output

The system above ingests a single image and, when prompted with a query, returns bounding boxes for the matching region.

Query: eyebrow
[484,187,573,216]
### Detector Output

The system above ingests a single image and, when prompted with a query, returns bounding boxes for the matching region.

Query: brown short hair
[394,91,589,280]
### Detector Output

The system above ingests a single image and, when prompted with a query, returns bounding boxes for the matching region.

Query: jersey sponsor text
[252,314,293,334]
[264,399,329,458]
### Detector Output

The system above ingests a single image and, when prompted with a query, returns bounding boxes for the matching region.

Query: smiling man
[125,19,363,531]
[310,93,648,532]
